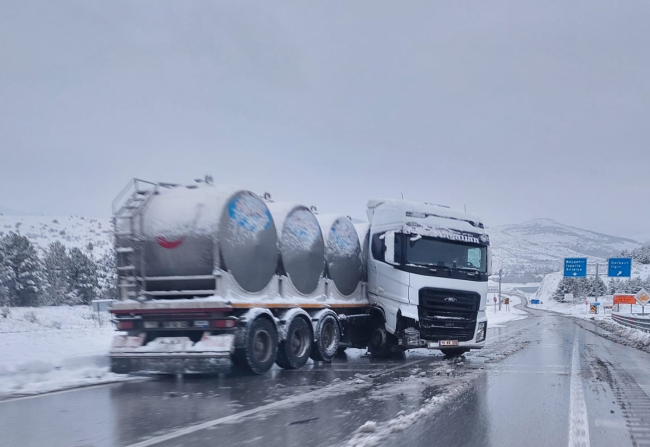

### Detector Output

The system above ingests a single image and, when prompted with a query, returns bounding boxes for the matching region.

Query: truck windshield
[404,235,487,273]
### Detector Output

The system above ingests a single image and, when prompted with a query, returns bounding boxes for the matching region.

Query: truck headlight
[476,322,487,343]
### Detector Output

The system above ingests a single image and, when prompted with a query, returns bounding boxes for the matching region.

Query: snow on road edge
[0,306,131,399]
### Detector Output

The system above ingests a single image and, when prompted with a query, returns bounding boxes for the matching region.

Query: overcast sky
[1,1,649,239]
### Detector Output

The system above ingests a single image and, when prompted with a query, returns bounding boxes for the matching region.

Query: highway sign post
[564,258,587,277]
[608,258,632,278]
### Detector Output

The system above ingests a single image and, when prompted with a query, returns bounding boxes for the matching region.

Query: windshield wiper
[423,265,453,274]
[411,264,482,276]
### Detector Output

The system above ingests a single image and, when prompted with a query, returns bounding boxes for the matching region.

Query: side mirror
[383,231,399,266]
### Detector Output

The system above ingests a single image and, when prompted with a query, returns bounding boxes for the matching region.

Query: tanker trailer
[109,179,370,375]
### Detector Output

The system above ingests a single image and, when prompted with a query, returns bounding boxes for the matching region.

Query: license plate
[146,337,193,352]
[111,334,144,350]
[163,321,189,329]
[439,340,459,347]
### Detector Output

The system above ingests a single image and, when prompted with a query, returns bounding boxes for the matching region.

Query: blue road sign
[593,302,601,306]
[608,258,632,278]
[530,299,540,305]
[564,258,588,277]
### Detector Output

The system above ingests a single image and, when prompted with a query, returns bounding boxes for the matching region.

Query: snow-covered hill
[0,212,644,282]
[490,218,643,280]
[0,214,113,259]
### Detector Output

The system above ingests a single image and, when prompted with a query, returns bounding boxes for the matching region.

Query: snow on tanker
[109,178,491,374]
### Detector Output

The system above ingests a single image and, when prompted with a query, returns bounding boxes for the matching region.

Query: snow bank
[0,306,129,399]
[485,294,527,327]
[533,271,563,302]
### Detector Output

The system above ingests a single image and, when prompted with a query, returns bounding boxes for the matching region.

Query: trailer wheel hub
[253,329,273,363]
[290,327,309,357]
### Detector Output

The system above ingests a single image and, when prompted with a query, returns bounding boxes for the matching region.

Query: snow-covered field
[0,306,128,399]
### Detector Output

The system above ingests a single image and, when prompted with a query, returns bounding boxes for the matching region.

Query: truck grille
[418,288,480,342]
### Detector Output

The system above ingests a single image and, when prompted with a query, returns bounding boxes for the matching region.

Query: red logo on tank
[157,237,183,249]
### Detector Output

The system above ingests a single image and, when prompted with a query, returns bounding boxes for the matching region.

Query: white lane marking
[594,418,626,428]
[568,340,590,447]
[486,370,569,375]
[122,359,425,447]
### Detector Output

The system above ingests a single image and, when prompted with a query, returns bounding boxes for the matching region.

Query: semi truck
[109,178,491,375]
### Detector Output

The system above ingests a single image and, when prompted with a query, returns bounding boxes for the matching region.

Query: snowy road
[2,304,649,447]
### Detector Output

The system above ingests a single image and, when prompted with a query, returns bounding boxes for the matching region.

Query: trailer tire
[440,348,468,358]
[276,317,312,369]
[310,313,340,362]
[233,317,278,375]
[369,324,397,359]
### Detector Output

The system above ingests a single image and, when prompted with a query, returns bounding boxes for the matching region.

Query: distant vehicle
[109,178,490,375]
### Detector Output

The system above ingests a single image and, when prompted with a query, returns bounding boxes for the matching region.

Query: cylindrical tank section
[267,203,325,296]
[217,191,278,293]
[354,222,370,282]
[317,215,362,297]
[139,185,278,294]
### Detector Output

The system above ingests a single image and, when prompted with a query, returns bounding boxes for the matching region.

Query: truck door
[368,232,410,333]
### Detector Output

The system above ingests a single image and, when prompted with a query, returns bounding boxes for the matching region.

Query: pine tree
[608,278,620,295]
[553,277,574,301]
[96,250,117,300]
[587,276,606,298]
[0,247,16,306]
[621,246,650,264]
[0,233,44,306]
[627,277,645,294]
[67,248,98,304]
[42,242,71,305]
[574,277,590,298]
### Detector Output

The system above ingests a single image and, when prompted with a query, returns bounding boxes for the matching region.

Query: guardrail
[612,313,650,333]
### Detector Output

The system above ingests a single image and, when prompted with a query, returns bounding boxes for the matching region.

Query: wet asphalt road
[2,303,650,447]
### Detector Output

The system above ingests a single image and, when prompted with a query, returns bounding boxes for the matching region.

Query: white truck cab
[364,199,491,356]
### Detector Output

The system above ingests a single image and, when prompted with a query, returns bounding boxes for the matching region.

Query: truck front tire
[368,325,396,359]
[276,317,312,369]
[233,317,278,374]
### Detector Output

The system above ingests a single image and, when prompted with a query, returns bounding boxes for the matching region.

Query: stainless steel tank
[353,222,370,282]
[268,203,325,295]
[138,185,278,294]
[317,215,362,296]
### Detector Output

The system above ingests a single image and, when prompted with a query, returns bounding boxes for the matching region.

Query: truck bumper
[110,352,232,375]
[421,312,488,351]
[109,333,235,374]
